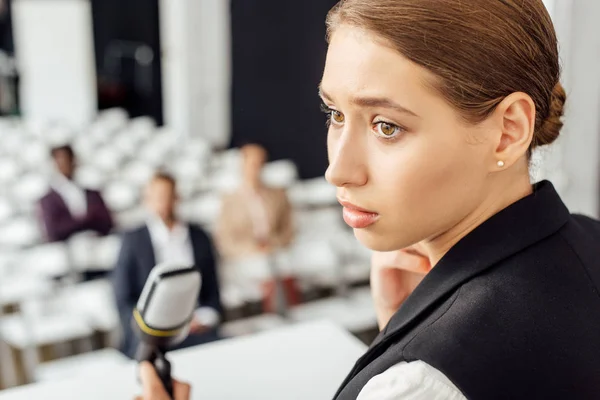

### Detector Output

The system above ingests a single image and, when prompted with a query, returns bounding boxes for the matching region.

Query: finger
[139,361,168,396]
[173,379,191,400]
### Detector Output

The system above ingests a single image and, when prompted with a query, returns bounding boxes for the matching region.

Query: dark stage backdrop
[91,0,163,124]
[231,0,338,179]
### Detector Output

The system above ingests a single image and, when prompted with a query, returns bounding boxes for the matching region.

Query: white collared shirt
[358,361,466,399]
[146,216,220,327]
[51,173,87,218]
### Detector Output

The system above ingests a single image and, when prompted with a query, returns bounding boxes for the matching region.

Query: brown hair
[327,0,565,152]
[151,171,177,190]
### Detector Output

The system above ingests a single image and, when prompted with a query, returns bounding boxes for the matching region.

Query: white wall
[160,0,231,148]
[537,0,600,217]
[12,0,97,128]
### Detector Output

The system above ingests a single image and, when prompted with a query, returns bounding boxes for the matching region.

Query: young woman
[138,1,600,399]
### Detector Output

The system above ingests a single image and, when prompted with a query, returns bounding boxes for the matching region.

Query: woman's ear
[490,92,536,170]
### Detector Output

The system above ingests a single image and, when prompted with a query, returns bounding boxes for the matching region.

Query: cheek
[364,130,486,248]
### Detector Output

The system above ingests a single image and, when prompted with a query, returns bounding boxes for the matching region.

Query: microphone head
[133,262,202,350]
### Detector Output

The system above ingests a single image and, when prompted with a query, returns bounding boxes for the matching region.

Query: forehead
[147,178,175,193]
[321,26,435,101]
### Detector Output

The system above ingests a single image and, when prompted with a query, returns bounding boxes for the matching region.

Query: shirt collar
[146,214,189,244]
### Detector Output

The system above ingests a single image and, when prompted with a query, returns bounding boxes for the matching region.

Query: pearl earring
[497,160,505,168]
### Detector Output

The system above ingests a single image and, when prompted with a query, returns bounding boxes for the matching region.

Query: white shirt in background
[51,173,87,218]
[357,360,466,400]
[146,216,220,328]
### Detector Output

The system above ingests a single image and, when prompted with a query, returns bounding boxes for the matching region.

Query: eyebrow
[318,85,419,118]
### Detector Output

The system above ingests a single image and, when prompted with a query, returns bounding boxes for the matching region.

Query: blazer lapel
[139,225,157,273]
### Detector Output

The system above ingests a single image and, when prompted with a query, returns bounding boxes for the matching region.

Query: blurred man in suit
[39,145,113,242]
[113,172,222,358]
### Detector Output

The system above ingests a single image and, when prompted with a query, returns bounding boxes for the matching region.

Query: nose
[325,127,368,188]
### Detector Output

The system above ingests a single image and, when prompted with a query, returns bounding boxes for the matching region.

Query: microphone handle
[154,349,174,399]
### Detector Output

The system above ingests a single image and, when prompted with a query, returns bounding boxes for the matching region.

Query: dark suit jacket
[335,181,600,399]
[112,224,222,357]
[39,189,114,242]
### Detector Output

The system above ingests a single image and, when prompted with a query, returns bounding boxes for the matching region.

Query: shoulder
[358,361,465,400]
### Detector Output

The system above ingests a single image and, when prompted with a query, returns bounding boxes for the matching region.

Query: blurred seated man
[216,143,296,311]
[113,172,222,358]
[39,145,113,242]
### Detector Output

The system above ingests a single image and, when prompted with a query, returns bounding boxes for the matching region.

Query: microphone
[132,262,202,398]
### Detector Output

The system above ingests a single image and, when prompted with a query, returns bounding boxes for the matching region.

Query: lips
[338,199,379,229]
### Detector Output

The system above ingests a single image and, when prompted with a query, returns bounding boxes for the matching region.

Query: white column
[536,0,600,218]
[12,0,97,128]
[159,0,231,148]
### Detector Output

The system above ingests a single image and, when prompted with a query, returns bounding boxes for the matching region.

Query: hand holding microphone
[136,362,190,400]
[133,262,201,399]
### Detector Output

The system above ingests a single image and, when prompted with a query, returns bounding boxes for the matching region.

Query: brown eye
[376,122,399,137]
[331,110,345,124]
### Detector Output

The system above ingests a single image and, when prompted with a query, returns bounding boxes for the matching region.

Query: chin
[353,228,405,252]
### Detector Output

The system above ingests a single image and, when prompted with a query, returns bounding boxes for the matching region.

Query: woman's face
[321,26,497,252]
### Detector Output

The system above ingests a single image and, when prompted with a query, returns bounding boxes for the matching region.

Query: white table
[0,321,367,400]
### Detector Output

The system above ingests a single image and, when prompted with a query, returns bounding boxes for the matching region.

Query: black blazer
[336,181,600,399]
[112,224,222,356]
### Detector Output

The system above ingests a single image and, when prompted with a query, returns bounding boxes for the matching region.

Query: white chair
[261,159,299,189]
[60,279,120,338]
[10,173,49,212]
[21,141,50,170]
[102,181,139,213]
[0,304,94,383]
[0,158,22,186]
[114,207,147,231]
[0,197,17,224]
[288,239,342,288]
[288,177,337,208]
[177,193,222,227]
[112,131,142,157]
[129,116,156,140]
[74,165,107,191]
[2,132,26,156]
[0,217,43,248]
[95,234,122,272]
[139,142,169,167]
[181,137,212,162]
[207,168,240,194]
[92,146,127,173]
[119,161,155,187]
[294,207,345,239]
[0,272,54,308]
[170,156,207,186]
[210,148,241,172]
[95,108,129,134]
[21,242,71,279]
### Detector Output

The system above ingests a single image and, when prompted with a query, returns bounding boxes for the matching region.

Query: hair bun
[534,82,566,148]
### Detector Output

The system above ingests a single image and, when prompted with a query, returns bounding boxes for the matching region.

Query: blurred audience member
[113,173,222,358]
[216,143,294,261]
[39,145,113,242]
[216,143,297,313]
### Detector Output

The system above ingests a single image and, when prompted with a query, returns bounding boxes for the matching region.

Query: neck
[243,179,262,191]
[161,215,176,230]
[420,173,533,267]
